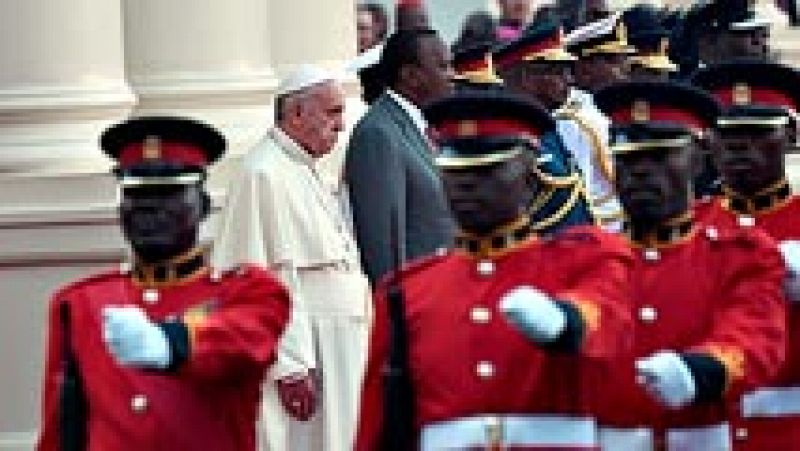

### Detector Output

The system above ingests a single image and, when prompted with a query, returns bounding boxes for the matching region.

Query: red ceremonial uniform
[696,193,800,449]
[595,218,786,449]
[36,263,290,451]
[355,225,634,451]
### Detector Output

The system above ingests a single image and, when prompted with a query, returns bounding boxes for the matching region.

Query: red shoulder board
[53,269,125,300]
[703,224,777,250]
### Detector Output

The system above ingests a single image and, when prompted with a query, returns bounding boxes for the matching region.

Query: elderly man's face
[574,53,629,91]
[290,82,346,157]
[515,61,574,110]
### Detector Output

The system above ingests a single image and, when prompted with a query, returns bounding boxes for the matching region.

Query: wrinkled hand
[102,305,170,369]
[499,286,566,344]
[276,370,319,421]
[636,350,696,409]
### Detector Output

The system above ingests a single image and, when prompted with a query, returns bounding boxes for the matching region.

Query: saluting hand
[276,369,319,421]
[102,305,171,369]
[636,350,697,409]
[499,286,567,344]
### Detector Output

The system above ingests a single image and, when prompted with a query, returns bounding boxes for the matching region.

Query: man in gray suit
[345,28,456,285]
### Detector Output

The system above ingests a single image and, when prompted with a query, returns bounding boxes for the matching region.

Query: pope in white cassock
[212,65,372,451]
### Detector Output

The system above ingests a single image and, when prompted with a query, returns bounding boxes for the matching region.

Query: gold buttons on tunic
[477,261,495,276]
[470,307,491,324]
[738,216,755,228]
[735,427,748,441]
[705,226,719,241]
[476,361,495,379]
[142,289,159,305]
[639,306,658,323]
[643,249,660,262]
[130,394,149,413]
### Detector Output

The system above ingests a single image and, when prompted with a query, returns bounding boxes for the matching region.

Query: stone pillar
[122,0,278,159]
[0,0,134,174]
[0,3,132,448]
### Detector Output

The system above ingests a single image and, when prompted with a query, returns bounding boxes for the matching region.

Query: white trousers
[259,308,370,451]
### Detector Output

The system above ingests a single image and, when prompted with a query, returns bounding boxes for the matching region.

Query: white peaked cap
[276,64,338,96]
[565,11,624,46]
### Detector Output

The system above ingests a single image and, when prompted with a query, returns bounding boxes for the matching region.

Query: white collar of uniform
[387,89,428,136]
[269,126,317,169]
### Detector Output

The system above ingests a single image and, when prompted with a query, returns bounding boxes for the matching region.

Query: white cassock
[212,127,372,451]
[556,88,625,232]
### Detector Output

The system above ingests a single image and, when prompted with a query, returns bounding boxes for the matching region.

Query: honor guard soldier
[565,11,635,93]
[692,61,800,449]
[593,81,787,451]
[355,91,634,450]
[452,42,504,91]
[672,0,772,79]
[36,117,290,451]
[493,21,609,232]
[622,5,679,82]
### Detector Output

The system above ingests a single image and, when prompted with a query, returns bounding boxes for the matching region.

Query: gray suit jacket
[345,92,455,285]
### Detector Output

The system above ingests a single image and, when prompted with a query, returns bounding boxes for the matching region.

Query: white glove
[103,306,171,369]
[635,350,697,409]
[499,286,566,344]
[779,241,800,303]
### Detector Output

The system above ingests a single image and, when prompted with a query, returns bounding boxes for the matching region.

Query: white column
[0,0,134,174]
[122,0,278,158]
[268,0,358,73]
[0,3,132,448]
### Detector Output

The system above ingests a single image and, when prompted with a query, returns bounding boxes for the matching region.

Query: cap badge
[733,83,751,105]
[142,136,162,160]
[616,22,628,44]
[632,100,650,122]
[458,120,479,137]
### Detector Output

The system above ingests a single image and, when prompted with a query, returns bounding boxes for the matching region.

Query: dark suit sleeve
[346,123,406,285]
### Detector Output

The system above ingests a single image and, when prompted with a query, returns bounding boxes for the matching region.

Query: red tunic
[696,195,800,450]
[594,224,786,446]
[355,226,634,451]
[36,264,290,451]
